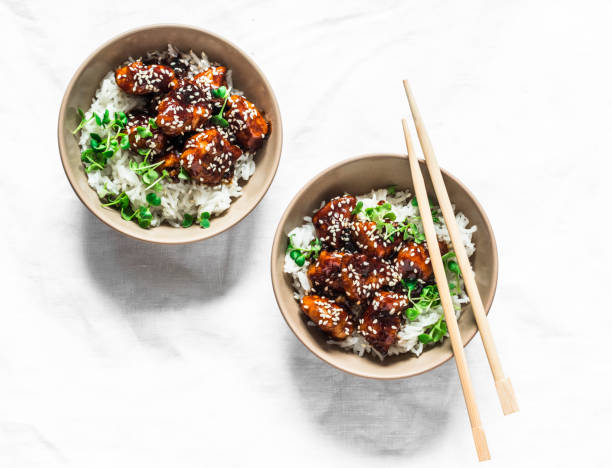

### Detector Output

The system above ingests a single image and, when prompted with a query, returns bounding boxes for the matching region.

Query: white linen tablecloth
[1,0,610,466]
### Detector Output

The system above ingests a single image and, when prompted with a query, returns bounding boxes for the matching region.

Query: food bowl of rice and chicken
[271,154,498,379]
[59,25,282,243]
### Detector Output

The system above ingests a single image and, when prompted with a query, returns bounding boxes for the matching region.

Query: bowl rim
[270,153,498,380]
[58,23,283,244]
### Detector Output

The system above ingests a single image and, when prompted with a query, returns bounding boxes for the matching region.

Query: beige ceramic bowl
[271,154,498,379]
[58,24,282,244]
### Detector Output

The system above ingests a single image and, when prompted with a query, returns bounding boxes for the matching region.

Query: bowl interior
[271,154,497,379]
[59,25,282,243]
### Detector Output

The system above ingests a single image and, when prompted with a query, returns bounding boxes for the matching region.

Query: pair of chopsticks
[401,80,518,462]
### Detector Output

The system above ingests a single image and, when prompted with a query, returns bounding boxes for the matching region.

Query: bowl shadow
[80,207,256,312]
[289,339,456,456]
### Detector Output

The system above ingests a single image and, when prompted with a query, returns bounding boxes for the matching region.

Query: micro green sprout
[287,236,322,267]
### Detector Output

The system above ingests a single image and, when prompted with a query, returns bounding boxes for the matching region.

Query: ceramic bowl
[58,24,282,243]
[271,154,498,379]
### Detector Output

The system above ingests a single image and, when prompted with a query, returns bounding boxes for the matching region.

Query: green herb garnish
[178,167,191,180]
[363,202,426,243]
[72,108,94,134]
[182,213,194,227]
[136,126,153,138]
[287,236,322,266]
[442,251,461,276]
[210,86,231,127]
[73,109,130,172]
[418,317,448,344]
[135,205,153,228]
[387,185,397,196]
[406,308,420,321]
[146,192,161,206]
[351,201,363,215]
[200,211,211,228]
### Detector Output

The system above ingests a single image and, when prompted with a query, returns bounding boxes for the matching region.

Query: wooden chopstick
[402,119,490,462]
[403,80,519,416]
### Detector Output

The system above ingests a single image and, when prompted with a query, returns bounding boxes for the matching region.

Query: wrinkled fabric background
[0,0,610,466]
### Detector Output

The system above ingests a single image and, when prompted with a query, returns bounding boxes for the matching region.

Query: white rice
[77,45,256,227]
[284,188,477,360]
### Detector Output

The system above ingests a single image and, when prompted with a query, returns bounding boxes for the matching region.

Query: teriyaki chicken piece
[300,295,354,340]
[312,195,357,250]
[115,61,178,95]
[307,250,350,295]
[179,128,242,185]
[350,220,403,258]
[125,113,167,155]
[194,66,228,89]
[225,95,270,151]
[358,291,409,354]
[340,253,401,304]
[155,79,213,136]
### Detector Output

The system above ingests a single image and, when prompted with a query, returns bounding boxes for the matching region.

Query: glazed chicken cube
[358,291,408,354]
[351,221,402,258]
[300,295,354,340]
[179,128,242,185]
[396,241,445,283]
[340,253,401,304]
[312,195,357,250]
[194,66,228,89]
[125,113,167,156]
[155,79,213,136]
[224,95,269,151]
[369,290,410,316]
[115,61,178,95]
[307,250,350,294]
[153,150,181,179]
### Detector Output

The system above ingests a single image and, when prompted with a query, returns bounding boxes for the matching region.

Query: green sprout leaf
[136,126,153,138]
[210,115,229,128]
[387,185,397,196]
[351,200,363,215]
[119,135,130,149]
[211,86,228,98]
[200,211,211,228]
[418,334,433,344]
[285,236,321,266]
[210,86,232,127]
[72,108,95,134]
[146,192,161,206]
[178,167,191,180]
[406,308,420,321]
[182,213,194,228]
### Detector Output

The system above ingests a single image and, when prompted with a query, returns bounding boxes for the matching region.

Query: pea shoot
[73,108,129,173]
[200,211,211,228]
[286,236,322,267]
[418,317,448,344]
[178,167,191,180]
[442,251,461,275]
[351,201,363,215]
[72,108,94,134]
[387,184,398,196]
[363,202,426,243]
[182,213,194,228]
[210,86,232,127]
[146,192,161,206]
[402,284,441,323]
